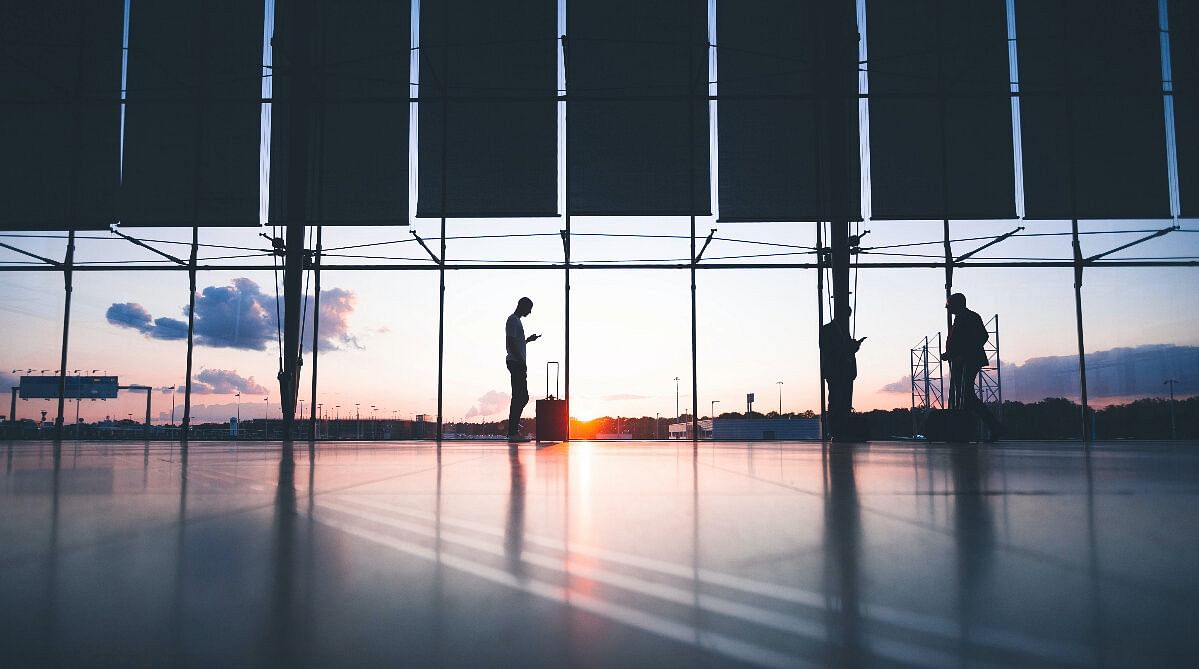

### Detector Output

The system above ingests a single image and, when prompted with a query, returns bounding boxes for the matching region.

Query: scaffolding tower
[976,314,1003,418]
[911,333,945,434]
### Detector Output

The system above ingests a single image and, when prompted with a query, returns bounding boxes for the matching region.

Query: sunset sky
[1,217,1196,426]
[1,0,1196,425]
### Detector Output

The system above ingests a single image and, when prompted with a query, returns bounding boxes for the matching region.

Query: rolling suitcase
[920,409,978,442]
[536,362,568,442]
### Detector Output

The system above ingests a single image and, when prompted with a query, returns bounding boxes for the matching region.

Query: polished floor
[1,439,1197,668]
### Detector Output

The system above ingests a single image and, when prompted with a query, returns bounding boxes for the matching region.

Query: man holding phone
[942,293,1002,441]
[820,307,866,440]
[506,297,541,442]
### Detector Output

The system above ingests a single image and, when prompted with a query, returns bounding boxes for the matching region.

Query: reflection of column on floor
[269,451,298,662]
[171,448,189,656]
[42,462,62,662]
[432,446,445,662]
[692,443,700,642]
[823,446,861,665]
[1084,450,1107,666]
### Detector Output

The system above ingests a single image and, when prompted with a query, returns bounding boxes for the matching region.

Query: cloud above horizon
[879,344,1199,403]
[465,389,511,419]
[105,278,360,352]
[188,369,268,395]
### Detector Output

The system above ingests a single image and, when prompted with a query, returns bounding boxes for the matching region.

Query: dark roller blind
[867,0,1015,221]
[717,0,860,222]
[567,0,710,216]
[1170,0,1199,218]
[0,1,123,231]
[417,0,557,218]
[270,0,409,227]
[122,0,264,226]
[1018,0,1169,220]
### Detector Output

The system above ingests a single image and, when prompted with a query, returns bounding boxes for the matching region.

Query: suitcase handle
[546,361,559,399]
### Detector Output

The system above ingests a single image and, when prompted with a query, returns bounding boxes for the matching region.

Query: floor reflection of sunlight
[570,441,594,544]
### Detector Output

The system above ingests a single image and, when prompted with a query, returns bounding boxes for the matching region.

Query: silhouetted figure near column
[505,297,540,442]
[820,308,865,441]
[943,293,1002,441]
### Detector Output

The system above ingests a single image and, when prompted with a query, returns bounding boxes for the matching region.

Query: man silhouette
[820,308,865,440]
[505,297,540,442]
[942,293,1002,441]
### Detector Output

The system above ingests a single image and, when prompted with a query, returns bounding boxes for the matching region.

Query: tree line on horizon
[3,397,1193,441]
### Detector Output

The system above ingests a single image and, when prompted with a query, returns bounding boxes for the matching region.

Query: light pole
[355,403,361,440]
[317,403,323,439]
[371,405,377,439]
[655,412,659,439]
[710,400,719,419]
[776,381,784,415]
[335,405,341,439]
[263,397,269,440]
[1165,379,1180,440]
[674,376,680,421]
[162,386,177,426]
[235,392,241,440]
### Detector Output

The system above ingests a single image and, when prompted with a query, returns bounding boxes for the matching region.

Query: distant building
[669,417,821,440]
[596,433,633,440]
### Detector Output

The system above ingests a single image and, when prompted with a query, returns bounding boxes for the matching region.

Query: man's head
[515,297,533,317]
[946,293,967,315]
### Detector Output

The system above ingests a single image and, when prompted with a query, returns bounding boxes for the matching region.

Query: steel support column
[1072,220,1091,442]
[181,228,198,448]
[144,389,152,442]
[279,0,314,450]
[9,387,18,442]
[52,231,75,454]
[308,226,322,455]
[815,223,827,437]
[436,219,445,442]
[690,216,699,443]
[816,0,855,386]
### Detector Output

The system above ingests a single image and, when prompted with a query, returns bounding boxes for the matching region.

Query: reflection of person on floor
[949,445,995,645]
[505,445,526,579]
[505,297,540,442]
[820,308,865,440]
[942,293,1002,440]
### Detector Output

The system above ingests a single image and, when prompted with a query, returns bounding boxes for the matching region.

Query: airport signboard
[19,376,119,400]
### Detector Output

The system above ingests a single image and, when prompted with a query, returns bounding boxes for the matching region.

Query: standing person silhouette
[505,297,540,442]
[820,308,866,441]
[942,293,1002,441]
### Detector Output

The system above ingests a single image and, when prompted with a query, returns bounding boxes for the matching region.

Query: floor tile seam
[302,453,491,497]
[316,499,849,642]
[309,509,816,669]
[323,495,808,607]
[314,504,988,669]
[316,502,1091,668]
[700,461,1185,599]
[320,494,1091,663]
